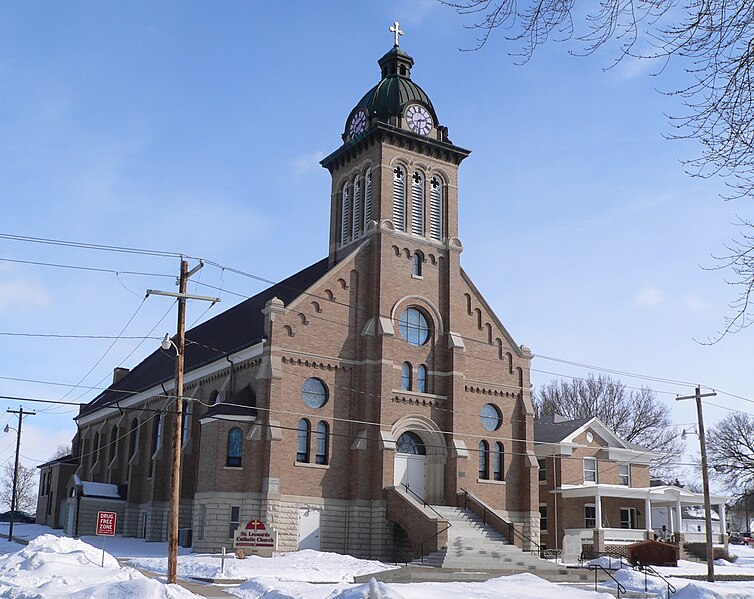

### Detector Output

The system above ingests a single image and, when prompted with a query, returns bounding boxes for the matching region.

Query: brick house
[535,414,729,557]
[37,39,540,559]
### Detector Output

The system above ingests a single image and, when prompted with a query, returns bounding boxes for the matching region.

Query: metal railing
[460,488,541,554]
[392,484,451,566]
[587,564,627,598]
[635,562,677,599]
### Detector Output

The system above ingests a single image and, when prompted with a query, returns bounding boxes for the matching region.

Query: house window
[540,504,548,531]
[538,458,547,482]
[493,442,504,481]
[226,427,243,467]
[583,457,597,483]
[619,463,630,486]
[417,364,427,393]
[401,362,412,390]
[620,507,638,529]
[479,440,490,480]
[392,166,406,231]
[297,419,311,463]
[585,504,596,528]
[429,176,443,240]
[128,418,138,460]
[341,182,350,246]
[228,505,240,539]
[398,307,430,346]
[316,421,329,465]
[412,252,423,276]
[411,171,425,236]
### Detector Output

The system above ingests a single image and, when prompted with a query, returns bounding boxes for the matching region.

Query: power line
[0,233,185,259]
[0,257,175,278]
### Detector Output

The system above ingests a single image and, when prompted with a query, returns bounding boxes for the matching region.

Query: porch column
[645,496,652,533]
[675,497,683,532]
[595,489,602,530]
[719,502,726,535]
[668,506,675,534]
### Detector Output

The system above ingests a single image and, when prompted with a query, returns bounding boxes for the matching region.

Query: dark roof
[79,258,330,418]
[37,454,78,470]
[534,414,592,444]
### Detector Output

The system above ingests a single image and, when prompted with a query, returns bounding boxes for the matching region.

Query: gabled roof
[534,414,592,444]
[78,258,331,418]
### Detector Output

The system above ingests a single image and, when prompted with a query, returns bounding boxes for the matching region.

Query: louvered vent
[352,177,361,240]
[364,169,372,229]
[411,171,425,236]
[392,167,406,231]
[430,177,442,240]
[341,183,350,246]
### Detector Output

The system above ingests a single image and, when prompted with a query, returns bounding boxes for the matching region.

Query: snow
[81,480,122,498]
[4,525,754,598]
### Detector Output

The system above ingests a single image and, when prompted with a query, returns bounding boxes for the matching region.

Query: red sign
[96,511,117,536]
[234,519,277,554]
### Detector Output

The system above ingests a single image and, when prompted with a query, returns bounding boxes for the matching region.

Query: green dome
[344,45,439,138]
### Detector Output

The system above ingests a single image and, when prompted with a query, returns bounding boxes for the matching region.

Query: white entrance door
[394,454,426,501]
[298,508,321,550]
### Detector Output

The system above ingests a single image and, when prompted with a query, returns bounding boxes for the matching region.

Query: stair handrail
[634,561,677,599]
[460,488,541,554]
[587,564,627,598]
[393,484,452,566]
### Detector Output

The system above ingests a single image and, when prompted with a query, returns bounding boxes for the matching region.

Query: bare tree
[706,412,754,491]
[49,445,71,460]
[0,462,37,513]
[443,0,754,337]
[534,373,683,476]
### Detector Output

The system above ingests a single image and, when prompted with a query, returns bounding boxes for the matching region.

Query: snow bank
[0,534,198,598]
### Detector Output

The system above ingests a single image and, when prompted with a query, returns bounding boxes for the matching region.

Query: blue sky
[1,1,751,478]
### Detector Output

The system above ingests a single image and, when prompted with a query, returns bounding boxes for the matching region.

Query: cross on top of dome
[389,21,404,47]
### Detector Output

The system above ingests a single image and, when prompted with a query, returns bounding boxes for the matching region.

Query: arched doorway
[394,432,426,500]
[390,415,447,504]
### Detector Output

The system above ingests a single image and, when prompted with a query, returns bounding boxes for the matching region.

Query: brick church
[36,31,539,559]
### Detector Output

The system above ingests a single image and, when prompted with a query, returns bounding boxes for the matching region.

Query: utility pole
[6,407,35,542]
[146,259,219,584]
[677,386,717,583]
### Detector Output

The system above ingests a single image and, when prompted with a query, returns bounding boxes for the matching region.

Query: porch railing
[684,531,724,544]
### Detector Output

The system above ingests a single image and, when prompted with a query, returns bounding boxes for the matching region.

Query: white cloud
[635,285,665,307]
[0,280,50,313]
[289,151,325,174]
[683,294,704,310]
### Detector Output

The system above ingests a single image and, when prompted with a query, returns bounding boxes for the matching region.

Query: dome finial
[389,21,404,47]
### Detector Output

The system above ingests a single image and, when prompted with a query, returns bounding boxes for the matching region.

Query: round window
[398,307,430,346]
[301,378,328,409]
[480,403,502,431]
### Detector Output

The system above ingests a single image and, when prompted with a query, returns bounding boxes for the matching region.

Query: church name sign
[233,519,277,556]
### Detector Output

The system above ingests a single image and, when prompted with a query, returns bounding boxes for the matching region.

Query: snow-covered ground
[3,523,754,598]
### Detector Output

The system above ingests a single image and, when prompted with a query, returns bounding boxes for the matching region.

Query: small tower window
[341,183,350,246]
[429,177,443,240]
[412,252,423,276]
[401,362,412,391]
[392,166,406,231]
[364,169,373,229]
[316,421,329,465]
[352,176,362,241]
[417,364,428,393]
[297,419,311,463]
[411,171,425,236]
[493,442,504,481]
[479,440,490,480]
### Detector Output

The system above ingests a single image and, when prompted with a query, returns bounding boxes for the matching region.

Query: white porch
[557,483,729,546]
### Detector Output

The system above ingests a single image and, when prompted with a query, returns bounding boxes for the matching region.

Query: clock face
[406,104,432,136]
[349,109,367,139]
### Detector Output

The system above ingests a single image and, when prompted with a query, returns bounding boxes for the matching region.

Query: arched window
[316,421,329,465]
[479,440,490,480]
[181,402,190,444]
[401,362,412,391]
[297,419,311,463]
[352,176,361,240]
[396,432,426,455]
[208,390,220,406]
[151,414,162,456]
[411,171,425,236]
[93,432,100,465]
[341,182,350,246]
[413,252,423,276]
[128,418,138,460]
[109,425,118,464]
[364,169,372,228]
[429,176,443,240]
[417,364,428,393]
[392,166,406,231]
[493,442,504,481]
[226,427,243,467]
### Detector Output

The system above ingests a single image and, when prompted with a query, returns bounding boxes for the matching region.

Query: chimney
[112,367,130,384]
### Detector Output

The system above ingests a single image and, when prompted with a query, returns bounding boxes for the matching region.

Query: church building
[36,29,539,560]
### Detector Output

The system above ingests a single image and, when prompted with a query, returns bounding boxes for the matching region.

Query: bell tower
[320,27,470,267]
